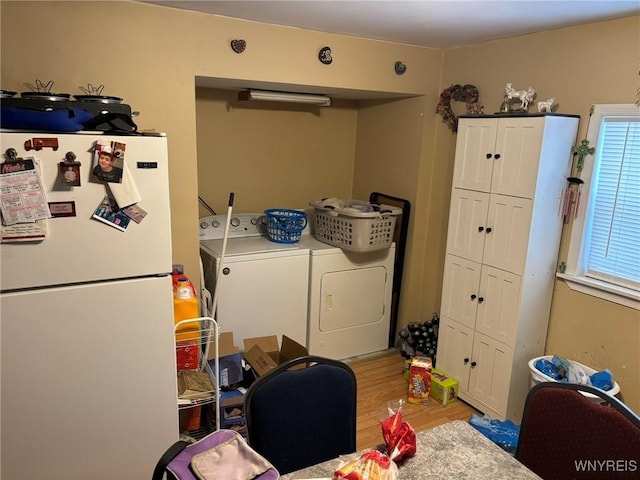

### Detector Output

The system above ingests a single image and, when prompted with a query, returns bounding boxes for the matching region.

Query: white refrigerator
[0,131,178,479]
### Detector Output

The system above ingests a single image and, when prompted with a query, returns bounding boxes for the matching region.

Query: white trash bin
[528,355,620,403]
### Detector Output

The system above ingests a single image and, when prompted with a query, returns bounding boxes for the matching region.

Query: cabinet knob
[494,154,501,160]
[464,357,470,364]
[485,227,492,233]
[222,267,231,275]
[470,294,477,300]
[478,297,484,303]
[471,361,477,368]
[478,226,484,232]
[486,153,492,159]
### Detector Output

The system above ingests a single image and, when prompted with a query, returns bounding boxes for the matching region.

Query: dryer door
[320,266,387,332]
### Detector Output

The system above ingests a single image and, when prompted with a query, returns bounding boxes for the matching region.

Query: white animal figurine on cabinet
[505,83,536,110]
[537,97,556,113]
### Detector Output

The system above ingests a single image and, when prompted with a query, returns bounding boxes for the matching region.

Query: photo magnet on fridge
[59,162,81,186]
[122,203,147,224]
[92,195,131,232]
[92,141,125,183]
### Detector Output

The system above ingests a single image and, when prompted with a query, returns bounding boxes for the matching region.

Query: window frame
[561,104,640,310]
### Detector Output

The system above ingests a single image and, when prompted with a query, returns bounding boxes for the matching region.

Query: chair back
[516,382,640,480]
[244,355,357,475]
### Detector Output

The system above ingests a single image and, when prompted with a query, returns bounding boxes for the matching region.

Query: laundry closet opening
[193,78,426,356]
[195,85,360,215]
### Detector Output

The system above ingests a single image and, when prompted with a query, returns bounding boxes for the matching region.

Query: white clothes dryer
[299,235,395,360]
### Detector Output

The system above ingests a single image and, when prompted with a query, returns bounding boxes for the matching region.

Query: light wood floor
[344,349,479,450]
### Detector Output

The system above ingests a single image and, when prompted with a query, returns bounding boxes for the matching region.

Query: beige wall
[435,16,640,410]
[1,1,638,411]
[353,94,443,324]
[195,88,358,213]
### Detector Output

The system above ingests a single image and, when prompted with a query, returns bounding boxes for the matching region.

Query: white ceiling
[142,0,639,49]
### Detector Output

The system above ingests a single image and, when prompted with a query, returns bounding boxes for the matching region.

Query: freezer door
[0,276,178,479]
[0,132,172,291]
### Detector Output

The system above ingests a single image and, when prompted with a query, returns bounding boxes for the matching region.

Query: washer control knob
[250,217,258,225]
[200,221,208,230]
[230,217,241,227]
[212,220,220,228]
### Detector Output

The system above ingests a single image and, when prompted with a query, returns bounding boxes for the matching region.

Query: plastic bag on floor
[468,413,520,455]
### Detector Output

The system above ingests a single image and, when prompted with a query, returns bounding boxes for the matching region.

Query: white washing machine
[199,214,309,349]
[299,235,395,360]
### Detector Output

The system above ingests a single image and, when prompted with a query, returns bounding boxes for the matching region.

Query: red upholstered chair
[516,382,640,480]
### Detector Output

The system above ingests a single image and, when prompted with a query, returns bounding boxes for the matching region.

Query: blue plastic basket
[264,209,307,244]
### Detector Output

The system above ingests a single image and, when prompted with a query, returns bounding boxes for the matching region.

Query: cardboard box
[243,335,308,377]
[430,368,459,406]
[177,370,214,400]
[219,389,247,437]
[407,356,432,405]
[208,332,243,387]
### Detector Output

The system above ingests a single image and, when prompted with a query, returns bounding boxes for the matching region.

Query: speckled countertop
[281,420,541,480]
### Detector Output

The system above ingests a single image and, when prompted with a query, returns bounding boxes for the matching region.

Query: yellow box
[430,368,459,406]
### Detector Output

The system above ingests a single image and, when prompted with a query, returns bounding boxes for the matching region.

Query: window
[562,104,640,310]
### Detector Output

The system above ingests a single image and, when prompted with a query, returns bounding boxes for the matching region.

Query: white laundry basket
[310,199,402,252]
[528,355,620,403]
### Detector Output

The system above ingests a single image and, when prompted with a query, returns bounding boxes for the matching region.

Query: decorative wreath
[436,84,480,132]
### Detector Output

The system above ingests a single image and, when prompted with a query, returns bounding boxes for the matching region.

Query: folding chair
[244,355,357,475]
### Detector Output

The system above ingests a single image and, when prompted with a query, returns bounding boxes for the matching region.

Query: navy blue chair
[244,355,357,475]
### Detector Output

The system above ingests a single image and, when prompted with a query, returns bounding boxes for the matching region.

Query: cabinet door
[453,118,498,192]
[468,332,513,415]
[441,255,481,329]
[482,195,532,274]
[491,117,543,198]
[475,266,521,346]
[437,317,474,391]
[446,189,489,263]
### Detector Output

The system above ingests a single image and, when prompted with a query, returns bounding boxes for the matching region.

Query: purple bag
[153,429,280,480]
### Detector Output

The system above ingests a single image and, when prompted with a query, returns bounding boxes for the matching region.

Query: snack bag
[407,356,432,404]
[380,400,416,463]
[334,450,398,480]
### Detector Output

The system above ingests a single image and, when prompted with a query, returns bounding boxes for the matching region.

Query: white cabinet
[446,189,532,272]
[438,115,579,422]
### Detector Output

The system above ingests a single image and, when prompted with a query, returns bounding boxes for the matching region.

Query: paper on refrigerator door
[0,157,51,226]
[108,161,141,208]
[1,220,47,242]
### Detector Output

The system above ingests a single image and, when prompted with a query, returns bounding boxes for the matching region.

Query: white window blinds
[585,116,640,288]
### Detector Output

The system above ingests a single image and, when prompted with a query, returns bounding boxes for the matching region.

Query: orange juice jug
[173,276,199,341]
